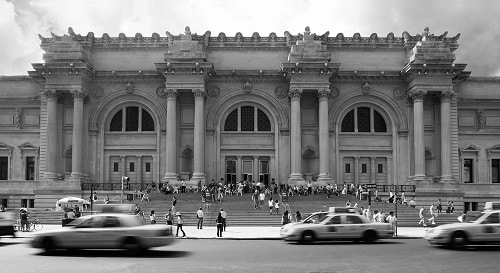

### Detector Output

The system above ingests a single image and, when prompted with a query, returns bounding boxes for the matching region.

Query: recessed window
[463,159,473,183]
[0,157,8,180]
[492,159,499,183]
[145,162,151,173]
[362,164,367,173]
[129,162,135,172]
[113,162,119,172]
[26,157,35,180]
[378,164,383,174]
[345,163,351,173]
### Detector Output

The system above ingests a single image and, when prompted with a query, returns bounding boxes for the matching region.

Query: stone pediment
[18,142,38,150]
[460,144,481,152]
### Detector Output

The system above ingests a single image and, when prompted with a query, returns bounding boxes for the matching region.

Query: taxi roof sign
[328,207,357,213]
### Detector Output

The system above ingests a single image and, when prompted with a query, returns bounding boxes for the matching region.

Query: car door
[476,212,500,243]
[322,215,348,240]
[342,215,365,239]
[97,216,125,248]
[65,216,105,248]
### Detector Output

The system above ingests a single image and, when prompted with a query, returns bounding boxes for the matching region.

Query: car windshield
[468,213,486,223]
[303,212,327,223]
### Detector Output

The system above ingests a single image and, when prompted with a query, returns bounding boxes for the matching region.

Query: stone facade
[0,26,499,211]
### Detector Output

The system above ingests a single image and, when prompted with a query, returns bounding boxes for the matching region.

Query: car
[31,213,174,254]
[280,212,393,244]
[0,211,16,239]
[425,209,500,249]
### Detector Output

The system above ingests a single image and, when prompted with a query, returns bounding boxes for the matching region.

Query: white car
[31,213,174,254]
[280,213,393,244]
[425,210,500,249]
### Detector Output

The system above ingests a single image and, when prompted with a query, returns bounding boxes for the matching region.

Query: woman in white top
[149,210,156,224]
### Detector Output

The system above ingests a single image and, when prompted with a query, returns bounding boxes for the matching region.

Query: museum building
[0,26,499,210]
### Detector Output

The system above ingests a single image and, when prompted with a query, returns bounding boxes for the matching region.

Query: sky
[1,0,499,77]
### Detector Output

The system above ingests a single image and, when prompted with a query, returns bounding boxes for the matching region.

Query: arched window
[109,106,155,132]
[341,107,387,133]
[223,106,271,132]
[224,109,238,131]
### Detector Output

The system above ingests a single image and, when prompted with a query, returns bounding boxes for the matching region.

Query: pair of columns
[289,89,331,182]
[44,89,87,179]
[164,88,206,183]
[412,90,453,181]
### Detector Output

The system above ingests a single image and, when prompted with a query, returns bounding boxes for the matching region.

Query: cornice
[38,26,461,51]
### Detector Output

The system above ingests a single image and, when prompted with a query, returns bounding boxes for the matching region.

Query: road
[1,238,500,273]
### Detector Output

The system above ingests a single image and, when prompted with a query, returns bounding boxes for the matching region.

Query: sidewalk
[14,225,427,240]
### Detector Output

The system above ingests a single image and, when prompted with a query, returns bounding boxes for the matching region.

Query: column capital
[441,91,455,101]
[165,89,178,99]
[42,89,59,100]
[409,90,426,102]
[193,88,206,98]
[289,88,302,99]
[317,89,330,99]
[71,90,88,100]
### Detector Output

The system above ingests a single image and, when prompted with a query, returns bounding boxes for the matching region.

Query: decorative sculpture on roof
[185,26,191,35]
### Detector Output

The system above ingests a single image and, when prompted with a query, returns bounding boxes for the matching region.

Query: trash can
[127,193,134,201]
[61,218,75,227]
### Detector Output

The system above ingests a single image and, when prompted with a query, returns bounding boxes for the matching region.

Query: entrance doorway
[225,159,236,184]
[259,159,270,187]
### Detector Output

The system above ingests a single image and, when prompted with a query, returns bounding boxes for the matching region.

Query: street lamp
[121,176,129,204]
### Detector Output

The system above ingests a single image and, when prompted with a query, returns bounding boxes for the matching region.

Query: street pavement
[14,224,427,240]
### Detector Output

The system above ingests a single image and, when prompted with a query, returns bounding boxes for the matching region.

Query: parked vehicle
[0,211,16,239]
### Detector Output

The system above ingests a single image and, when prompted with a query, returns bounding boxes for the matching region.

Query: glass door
[242,160,253,181]
[226,160,236,184]
[259,160,269,187]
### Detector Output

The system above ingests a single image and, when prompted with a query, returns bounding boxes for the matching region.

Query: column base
[288,173,305,186]
[317,174,333,186]
[44,172,57,179]
[163,172,178,183]
[71,172,84,179]
[439,175,455,183]
[190,173,206,188]
[411,175,432,183]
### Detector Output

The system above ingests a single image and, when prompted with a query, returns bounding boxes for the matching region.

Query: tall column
[354,157,359,185]
[253,156,259,182]
[412,91,427,179]
[387,156,393,185]
[440,91,453,182]
[164,89,178,181]
[137,155,143,187]
[44,90,58,179]
[236,156,242,182]
[121,156,126,178]
[71,90,87,178]
[288,89,304,183]
[370,157,376,184]
[191,89,206,183]
[317,90,331,183]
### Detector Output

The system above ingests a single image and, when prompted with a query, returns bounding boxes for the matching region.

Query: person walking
[295,211,302,222]
[258,191,266,209]
[252,190,259,209]
[175,212,186,237]
[172,196,177,215]
[196,207,204,229]
[165,209,174,225]
[281,210,290,226]
[220,208,227,231]
[418,206,427,227]
[274,199,280,215]
[428,204,437,225]
[268,198,274,214]
[149,210,156,224]
[216,212,224,237]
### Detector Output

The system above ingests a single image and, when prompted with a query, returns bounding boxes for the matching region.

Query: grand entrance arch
[206,89,288,187]
[331,90,408,186]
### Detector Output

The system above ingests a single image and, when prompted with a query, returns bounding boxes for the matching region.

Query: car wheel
[449,231,468,250]
[300,231,315,244]
[363,230,377,244]
[122,237,141,256]
[42,237,56,255]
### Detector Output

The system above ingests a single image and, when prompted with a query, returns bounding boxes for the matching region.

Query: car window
[74,216,104,228]
[326,216,341,225]
[304,213,326,224]
[483,213,500,224]
[102,216,121,228]
[344,215,363,224]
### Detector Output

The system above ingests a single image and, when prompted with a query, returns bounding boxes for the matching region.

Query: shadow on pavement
[287,240,405,246]
[34,249,192,258]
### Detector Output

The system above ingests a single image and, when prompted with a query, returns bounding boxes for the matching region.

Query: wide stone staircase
[21,191,460,227]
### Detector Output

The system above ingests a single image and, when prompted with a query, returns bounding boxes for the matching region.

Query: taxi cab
[425,208,500,249]
[280,210,393,244]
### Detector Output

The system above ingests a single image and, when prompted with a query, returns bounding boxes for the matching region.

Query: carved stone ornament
[243,81,253,92]
[330,85,340,99]
[274,85,288,99]
[317,89,330,99]
[14,107,22,129]
[392,87,406,100]
[71,90,88,100]
[193,89,206,98]
[441,91,454,101]
[156,86,167,98]
[43,89,59,100]
[476,109,486,130]
[362,82,371,95]
[125,82,134,93]
[206,84,220,98]
[165,89,177,99]
[91,85,104,99]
